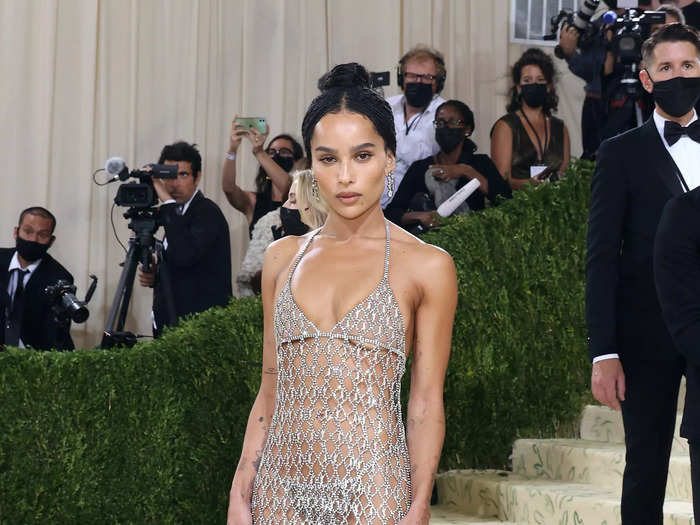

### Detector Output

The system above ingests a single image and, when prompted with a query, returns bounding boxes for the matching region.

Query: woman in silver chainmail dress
[227,63,457,525]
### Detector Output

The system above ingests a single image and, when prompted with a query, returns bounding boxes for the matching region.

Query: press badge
[530,165,547,179]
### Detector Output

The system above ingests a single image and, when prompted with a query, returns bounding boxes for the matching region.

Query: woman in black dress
[384,99,511,231]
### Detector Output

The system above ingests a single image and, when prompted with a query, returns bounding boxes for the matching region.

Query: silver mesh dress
[251,219,411,524]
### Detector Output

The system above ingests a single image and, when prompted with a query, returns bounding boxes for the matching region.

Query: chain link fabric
[251,220,411,524]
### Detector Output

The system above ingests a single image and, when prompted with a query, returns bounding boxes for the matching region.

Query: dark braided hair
[302,63,396,165]
[506,48,559,116]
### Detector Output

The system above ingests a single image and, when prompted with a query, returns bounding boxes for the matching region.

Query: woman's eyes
[318,152,373,163]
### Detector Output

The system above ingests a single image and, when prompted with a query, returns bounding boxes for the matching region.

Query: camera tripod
[101,208,177,348]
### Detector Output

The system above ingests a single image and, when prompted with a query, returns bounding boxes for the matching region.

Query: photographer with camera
[0,207,74,350]
[556,1,616,159]
[586,23,700,523]
[138,141,232,336]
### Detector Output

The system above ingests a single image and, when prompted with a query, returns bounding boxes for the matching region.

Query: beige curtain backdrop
[0,0,585,348]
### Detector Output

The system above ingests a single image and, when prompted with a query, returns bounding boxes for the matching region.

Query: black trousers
[620,357,684,524]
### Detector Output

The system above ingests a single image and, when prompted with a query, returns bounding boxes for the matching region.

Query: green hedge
[0,160,593,522]
[422,160,593,469]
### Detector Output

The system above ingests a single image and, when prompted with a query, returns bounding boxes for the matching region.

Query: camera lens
[60,294,89,323]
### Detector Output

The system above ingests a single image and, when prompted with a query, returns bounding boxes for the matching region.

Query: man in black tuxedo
[586,24,700,523]
[138,141,232,336]
[655,185,700,517]
[0,207,74,350]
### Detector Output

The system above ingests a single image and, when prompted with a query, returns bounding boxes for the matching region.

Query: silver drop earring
[386,171,395,199]
[312,176,320,201]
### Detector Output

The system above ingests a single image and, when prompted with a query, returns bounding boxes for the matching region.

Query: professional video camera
[609,8,666,68]
[604,7,665,128]
[545,0,602,58]
[96,157,179,348]
[106,158,178,209]
[44,275,97,325]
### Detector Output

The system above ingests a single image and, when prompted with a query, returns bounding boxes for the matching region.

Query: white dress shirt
[653,109,700,191]
[6,251,43,348]
[382,93,446,208]
[593,109,700,364]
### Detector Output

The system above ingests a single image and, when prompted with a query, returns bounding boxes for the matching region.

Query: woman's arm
[560,123,571,176]
[490,120,528,191]
[227,239,295,523]
[222,118,257,222]
[402,248,458,524]
[248,127,293,198]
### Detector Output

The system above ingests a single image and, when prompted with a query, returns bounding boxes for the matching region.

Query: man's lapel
[640,117,685,198]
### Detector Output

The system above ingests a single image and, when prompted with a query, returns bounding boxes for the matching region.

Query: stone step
[512,438,692,502]
[436,469,694,524]
[580,404,688,454]
[430,505,522,523]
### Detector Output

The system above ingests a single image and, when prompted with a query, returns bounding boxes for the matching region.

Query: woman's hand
[246,123,270,155]
[398,504,431,524]
[226,492,253,525]
[429,164,464,183]
[229,115,247,154]
[414,210,439,229]
[432,164,488,193]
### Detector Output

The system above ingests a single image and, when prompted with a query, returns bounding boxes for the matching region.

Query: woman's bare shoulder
[263,231,315,278]
[389,223,455,274]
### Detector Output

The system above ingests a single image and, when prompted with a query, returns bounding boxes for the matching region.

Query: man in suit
[0,207,74,350]
[139,141,232,336]
[655,186,700,517]
[586,23,700,523]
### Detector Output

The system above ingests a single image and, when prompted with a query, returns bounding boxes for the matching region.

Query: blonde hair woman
[236,170,327,297]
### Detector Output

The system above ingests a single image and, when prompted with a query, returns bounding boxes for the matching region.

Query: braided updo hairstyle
[301,63,397,164]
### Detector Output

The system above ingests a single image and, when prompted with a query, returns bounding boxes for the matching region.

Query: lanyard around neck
[520,109,549,162]
[403,103,427,136]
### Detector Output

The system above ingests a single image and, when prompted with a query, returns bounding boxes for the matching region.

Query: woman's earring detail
[386,171,395,199]
[312,176,320,201]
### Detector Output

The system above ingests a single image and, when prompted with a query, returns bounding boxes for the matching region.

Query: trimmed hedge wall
[0,160,593,522]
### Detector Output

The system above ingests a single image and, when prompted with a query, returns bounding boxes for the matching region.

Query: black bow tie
[664,119,700,146]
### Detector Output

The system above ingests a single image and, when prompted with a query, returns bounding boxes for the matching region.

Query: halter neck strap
[286,219,392,286]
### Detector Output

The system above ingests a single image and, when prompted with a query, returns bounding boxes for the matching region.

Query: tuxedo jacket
[655,187,700,439]
[0,248,74,350]
[586,117,686,362]
[153,191,232,332]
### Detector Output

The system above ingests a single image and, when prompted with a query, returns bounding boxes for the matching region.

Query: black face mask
[404,82,433,108]
[647,73,700,118]
[520,83,548,108]
[435,127,465,154]
[16,237,50,262]
[272,154,295,173]
[280,207,309,237]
